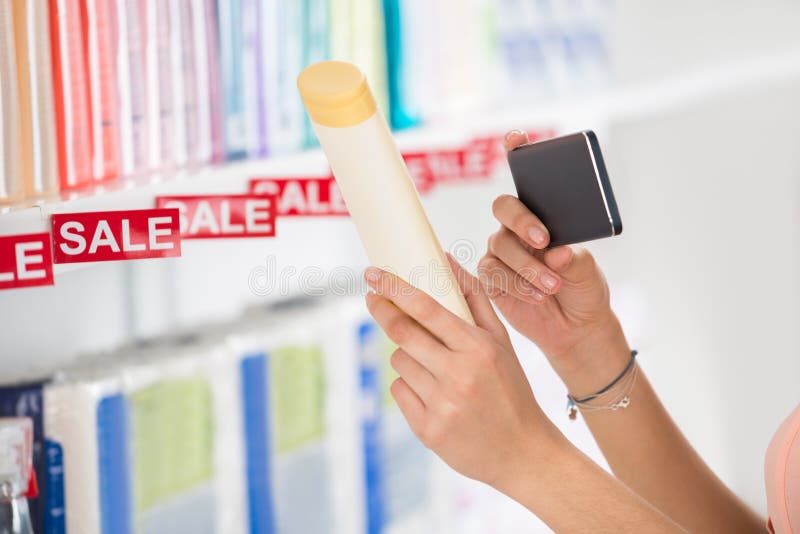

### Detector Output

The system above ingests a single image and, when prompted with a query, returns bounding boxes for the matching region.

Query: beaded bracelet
[566,350,638,420]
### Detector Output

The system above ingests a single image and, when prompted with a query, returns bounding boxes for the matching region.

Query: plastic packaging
[241,0,266,157]
[188,0,216,164]
[12,0,59,198]
[301,0,329,147]
[144,0,175,171]
[217,0,248,160]
[114,0,150,177]
[0,382,48,534]
[230,303,338,534]
[49,0,93,189]
[83,0,122,182]
[319,298,390,534]
[0,418,34,534]
[0,0,22,203]
[382,0,422,130]
[168,0,193,167]
[44,369,131,534]
[120,351,217,534]
[298,61,473,323]
[202,0,225,162]
[260,0,304,155]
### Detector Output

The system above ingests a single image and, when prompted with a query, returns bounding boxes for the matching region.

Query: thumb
[543,245,598,285]
[446,253,509,341]
[542,246,609,320]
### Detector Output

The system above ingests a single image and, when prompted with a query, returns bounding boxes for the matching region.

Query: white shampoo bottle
[298,61,473,323]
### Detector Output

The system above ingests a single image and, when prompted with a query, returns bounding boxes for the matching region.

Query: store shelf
[2,46,799,279]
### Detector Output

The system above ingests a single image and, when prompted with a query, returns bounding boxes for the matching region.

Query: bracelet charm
[566,350,638,420]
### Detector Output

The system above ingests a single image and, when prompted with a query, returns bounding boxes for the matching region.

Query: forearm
[496,434,684,533]
[557,315,763,533]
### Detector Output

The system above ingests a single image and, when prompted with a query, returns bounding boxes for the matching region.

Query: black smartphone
[507,130,622,248]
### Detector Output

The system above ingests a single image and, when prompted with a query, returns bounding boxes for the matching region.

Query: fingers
[503,129,529,152]
[365,291,447,375]
[487,227,562,294]
[390,348,436,403]
[390,377,426,435]
[364,267,468,350]
[446,253,509,341]
[492,194,550,249]
[478,255,548,304]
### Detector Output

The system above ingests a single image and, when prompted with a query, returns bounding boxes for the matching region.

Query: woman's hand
[480,129,631,395]
[363,255,565,488]
[363,257,684,533]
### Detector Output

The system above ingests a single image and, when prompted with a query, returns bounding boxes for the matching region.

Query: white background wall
[606,0,800,512]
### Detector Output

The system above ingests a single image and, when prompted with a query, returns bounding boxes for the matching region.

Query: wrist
[491,422,571,497]
[492,426,581,510]
[550,312,632,397]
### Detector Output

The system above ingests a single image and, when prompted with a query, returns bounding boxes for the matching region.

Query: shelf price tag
[51,209,182,263]
[249,178,347,217]
[0,233,55,290]
[155,195,277,238]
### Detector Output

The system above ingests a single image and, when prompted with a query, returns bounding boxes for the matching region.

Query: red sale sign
[51,209,181,263]
[249,130,557,216]
[249,177,347,216]
[403,136,501,193]
[0,233,54,290]
[155,195,278,238]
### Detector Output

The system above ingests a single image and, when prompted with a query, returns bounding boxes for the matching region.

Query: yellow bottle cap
[297,61,377,128]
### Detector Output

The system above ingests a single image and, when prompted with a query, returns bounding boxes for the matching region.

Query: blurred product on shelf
[217,0,248,160]
[234,306,335,533]
[0,418,35,534]
[0,296,452,534]
[49,0,93,190]
[301,0,330,148]
[263,0,306,155]
[12,1,59,199]
[240,0,266,157]
[121,345,233,534]
[168,0,195,168]
[143,0,175,172]
[43,360,129,533]
[113,0,149,178]
[83,0,122,182]
[186,0,222,164]
[1,0,22,204]
[494,0,611,99]
[382,0,421,130]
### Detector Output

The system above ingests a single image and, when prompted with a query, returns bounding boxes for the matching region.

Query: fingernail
[532,290,546,302]
[504,129,525,142]
[540,272,558,291]
[364,267,380,284]
[528,227,547,246]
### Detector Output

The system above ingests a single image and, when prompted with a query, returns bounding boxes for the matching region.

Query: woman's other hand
[481,129,630,395]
